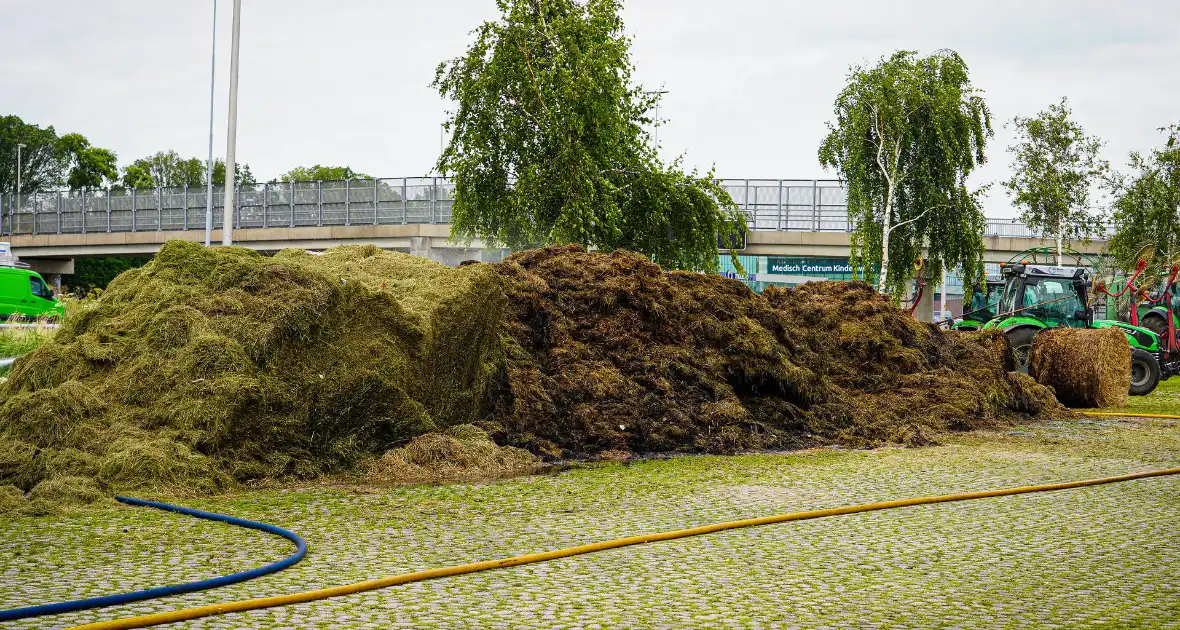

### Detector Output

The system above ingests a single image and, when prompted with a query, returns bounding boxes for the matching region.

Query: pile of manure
[489,245,1060,459]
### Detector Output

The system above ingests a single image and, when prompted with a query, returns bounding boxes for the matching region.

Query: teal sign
[768,257,855,276]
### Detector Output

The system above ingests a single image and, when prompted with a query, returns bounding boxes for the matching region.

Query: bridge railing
[0,177,1112,241]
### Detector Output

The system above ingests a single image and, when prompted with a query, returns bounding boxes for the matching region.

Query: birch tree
[433,0,743,272]
[1003,97,1108,264]
[1109,123,1180,280]
[819,50,992,298]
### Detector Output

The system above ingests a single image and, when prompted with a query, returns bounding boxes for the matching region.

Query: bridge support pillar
[410,236,432,260]
[19,257,75,277]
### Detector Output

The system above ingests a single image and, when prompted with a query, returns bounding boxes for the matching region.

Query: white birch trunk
[877,188,894,295]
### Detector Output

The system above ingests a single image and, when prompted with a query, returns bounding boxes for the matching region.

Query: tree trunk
[878,189,894,295]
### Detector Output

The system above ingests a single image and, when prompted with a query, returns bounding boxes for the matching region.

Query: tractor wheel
[1142,314,1167,337]
[1006,327,1039,374]
[1129,348,1161,396]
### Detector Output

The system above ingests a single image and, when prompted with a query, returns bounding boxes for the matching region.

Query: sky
[2,0,1178,217]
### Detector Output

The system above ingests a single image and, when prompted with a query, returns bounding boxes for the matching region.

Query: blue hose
[0,496,307,623]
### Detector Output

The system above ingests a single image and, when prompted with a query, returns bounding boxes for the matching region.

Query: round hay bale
[1028,328,1130,408]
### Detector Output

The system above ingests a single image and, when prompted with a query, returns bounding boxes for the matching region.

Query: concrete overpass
[1,177,1109,279]
[6,222,1105,279]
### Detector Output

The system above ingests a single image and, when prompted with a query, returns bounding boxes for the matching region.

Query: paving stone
[1,418,1178,628]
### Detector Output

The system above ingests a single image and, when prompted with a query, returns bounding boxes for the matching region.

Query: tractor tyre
[1129,348,1161,396]
[1006,327,1039,374]
[1141,313,1167,337]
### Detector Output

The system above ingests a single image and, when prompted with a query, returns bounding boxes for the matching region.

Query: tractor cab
[993,264,1093,328]
[952,275,1005,331]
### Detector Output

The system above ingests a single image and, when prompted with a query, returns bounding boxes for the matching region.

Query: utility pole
[222,0,241,246]
[205,0,217,246]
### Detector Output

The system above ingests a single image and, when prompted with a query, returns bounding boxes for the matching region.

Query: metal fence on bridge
[0,177,1110,240]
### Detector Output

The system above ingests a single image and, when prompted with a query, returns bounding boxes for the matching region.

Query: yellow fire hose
[1080,411,1180,420]
[74,411,1180,630]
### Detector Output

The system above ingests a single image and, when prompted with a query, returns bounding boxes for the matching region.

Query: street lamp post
[222,0,241,246]
[16,143,25,198]
[205,0,217,247]
[644,90,669,150]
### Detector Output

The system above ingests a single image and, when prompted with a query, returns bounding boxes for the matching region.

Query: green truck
[981,263,1171,396]
[0,264,63,320]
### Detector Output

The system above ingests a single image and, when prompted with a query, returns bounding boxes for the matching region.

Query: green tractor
[951,275,1005,332]
[981,262,1175,396]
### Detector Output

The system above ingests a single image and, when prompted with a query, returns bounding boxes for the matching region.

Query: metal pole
[15,144,24,200]
[643,91,668,151]
[205,0,217,246]
[222,0,241,246]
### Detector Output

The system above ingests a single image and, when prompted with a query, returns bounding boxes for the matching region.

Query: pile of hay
[1,241,1065,513]
[490,245,1059,458]
[0,240,504,514]
[367,424,540,484]
[1028,328,1130,408]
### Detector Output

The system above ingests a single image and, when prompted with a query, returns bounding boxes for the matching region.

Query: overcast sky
[3,0,1178,217]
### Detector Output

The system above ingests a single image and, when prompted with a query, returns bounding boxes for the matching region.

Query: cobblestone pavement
[3,416,1179,629]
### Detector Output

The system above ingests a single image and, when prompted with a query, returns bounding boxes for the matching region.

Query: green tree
[69,257,153,293]
[58,133,118,190]
[1003,97,1109,264]
[121,150,207,188]
[211,160,256,187]
[1108,124,1180,281]
[279,165,371,182]
[432,0,742,272]
[1,115,65,194]
[819,50,992,298]
[120,164,156,189]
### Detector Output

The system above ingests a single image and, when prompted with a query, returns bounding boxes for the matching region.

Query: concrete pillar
[16,257,75,276]
[409,236,431,260]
